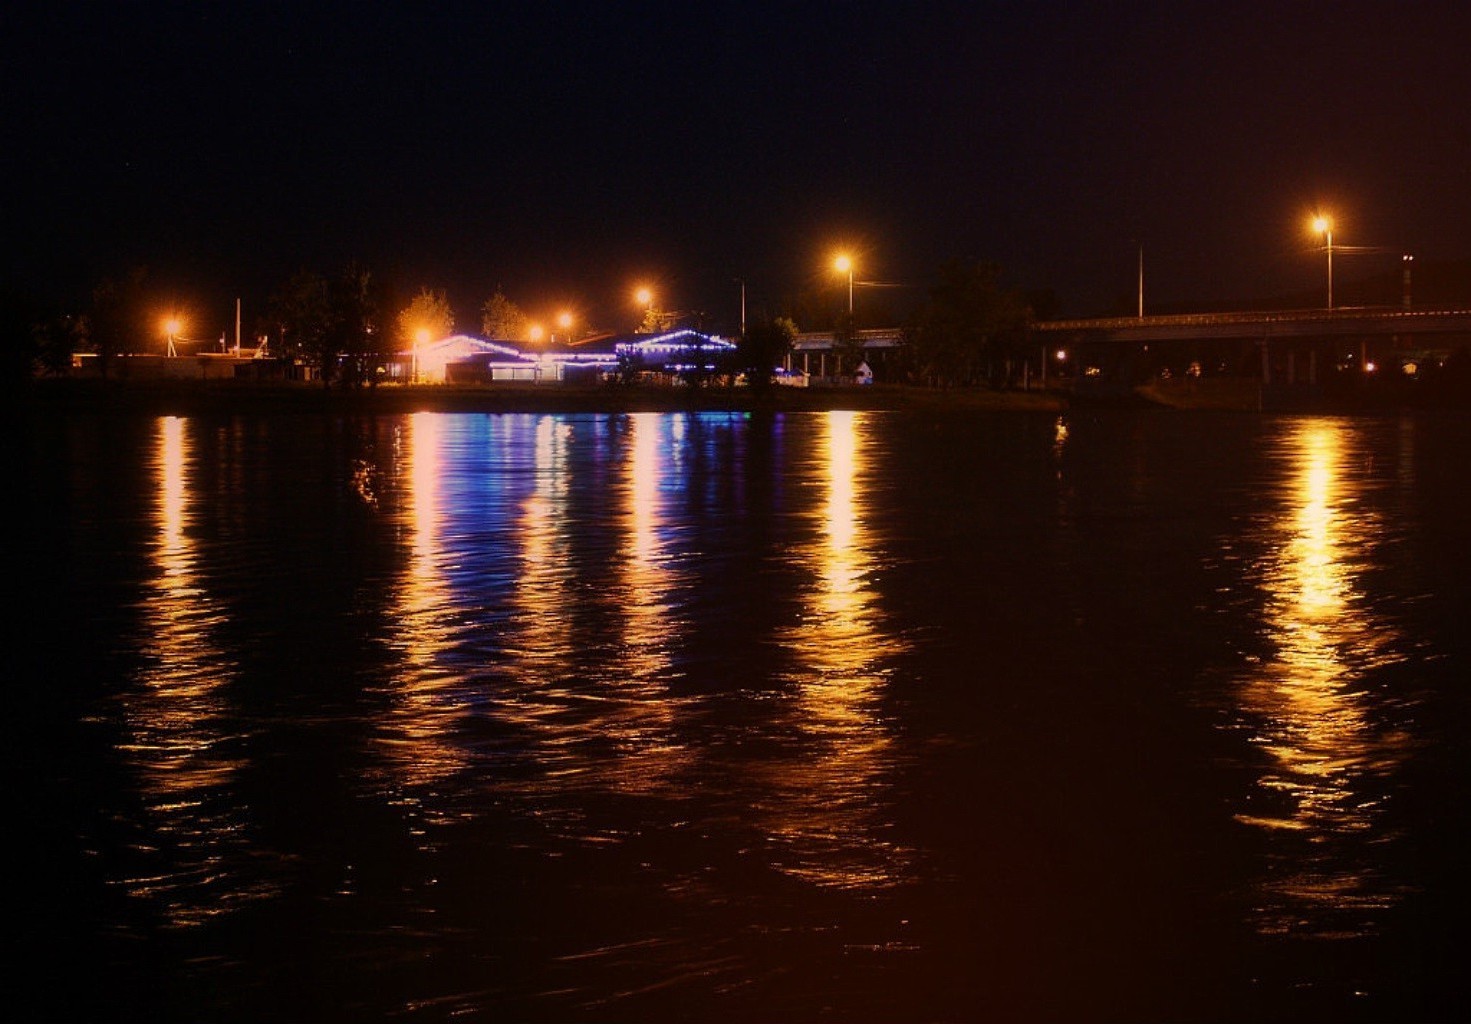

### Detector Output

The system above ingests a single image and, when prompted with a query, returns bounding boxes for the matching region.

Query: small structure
[402,329,736,385]
[787,328,903,382]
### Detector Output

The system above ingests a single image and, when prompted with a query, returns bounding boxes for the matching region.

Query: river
[17,407,1471,1022]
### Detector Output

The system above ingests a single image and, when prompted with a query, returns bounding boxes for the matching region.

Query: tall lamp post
[635,287,653,332]
[833,254,854,314]
[1312,215,1334,310]
[413,327,430,383]
[164,317,181,358]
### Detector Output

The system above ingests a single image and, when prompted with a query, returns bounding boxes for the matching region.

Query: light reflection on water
[114,416,269,928]
[1233,417,1416,937]
[365,411,910,893]
[40,407,1468,1020]
[766,409,911,890]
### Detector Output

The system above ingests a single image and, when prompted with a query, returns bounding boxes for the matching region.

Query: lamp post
[556,311,573,344]
[413,327,430,383]
[635,287,653,332]
[164,317,181,358]
[833,254,854,314]
[1312,215,1334,310]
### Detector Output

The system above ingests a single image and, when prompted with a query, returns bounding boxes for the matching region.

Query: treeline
[3,257,1059,391]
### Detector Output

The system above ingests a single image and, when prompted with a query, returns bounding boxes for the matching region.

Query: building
[402,330,737,384]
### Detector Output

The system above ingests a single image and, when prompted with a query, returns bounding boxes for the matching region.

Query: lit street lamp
[833,253,854,314]
[635,287,654,331]
[163,317,181,357]
[556,310,573,344]
[1312,215,1334,310]
[413,327,430,383]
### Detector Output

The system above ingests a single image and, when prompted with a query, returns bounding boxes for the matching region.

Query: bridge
[1033,306,1471,393]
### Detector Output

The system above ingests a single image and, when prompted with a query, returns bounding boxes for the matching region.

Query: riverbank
[15,377,1070,417]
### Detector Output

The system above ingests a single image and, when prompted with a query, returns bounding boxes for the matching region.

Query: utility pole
[1137,245,1144,318]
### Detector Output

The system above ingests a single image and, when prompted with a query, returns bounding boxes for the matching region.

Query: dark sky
[6,0,1469,334]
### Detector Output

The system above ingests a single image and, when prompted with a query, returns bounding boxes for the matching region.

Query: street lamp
[833,253,854,314]
[556,310,573,344]
[528,323,545,344]
[1312,215,1334,310]
[163,317,181,357]
[413,327,430,383]
[635,287,653,332]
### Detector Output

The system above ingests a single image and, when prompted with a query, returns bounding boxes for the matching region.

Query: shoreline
[14,378,1071,417]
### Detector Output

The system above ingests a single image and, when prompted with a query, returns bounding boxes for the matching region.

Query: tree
[397,287,455,347]
[480,290,528,340]
[734,316,796,391]
[31,312,87,377]
[88,267,150,378]
[903,260,1029,388]
[326,262,388,388]
[267,269,331,366]
[638,303,677,334]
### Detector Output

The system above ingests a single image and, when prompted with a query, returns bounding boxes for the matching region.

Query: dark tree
[734,316,796,391]
[31,312,87,377]
[326,262,385,388]
[88,267,150,378]
[267,269,331,368]
[904,260,1030,388]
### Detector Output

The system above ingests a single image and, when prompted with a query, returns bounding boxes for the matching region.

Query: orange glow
[635,287,653,307]
[1234,419,1411,936]
[833,253,852,274]
[528,323,545,343]
[758,409,913,891]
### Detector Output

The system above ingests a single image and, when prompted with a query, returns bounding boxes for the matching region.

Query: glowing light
[1232,418,1411,936]
[833,253,852,274]
[635,287,653,307]
[1312,214,1332,235]
[528,323,545,343]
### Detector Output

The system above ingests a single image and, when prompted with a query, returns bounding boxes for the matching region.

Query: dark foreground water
[16,407,1471,1022]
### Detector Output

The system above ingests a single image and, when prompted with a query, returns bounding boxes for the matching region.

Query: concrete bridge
[1033,307,1471,392]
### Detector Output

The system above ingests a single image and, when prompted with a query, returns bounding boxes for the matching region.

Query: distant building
[401,330,736,384]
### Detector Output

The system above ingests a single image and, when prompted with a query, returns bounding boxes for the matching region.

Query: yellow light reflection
[623,413,674,682]
[118,416,265,927]
[510,416,575,680]
[597,412,686,796]
[376,413,468,795]
[765,410,911,890]
[1235,418,1411,935]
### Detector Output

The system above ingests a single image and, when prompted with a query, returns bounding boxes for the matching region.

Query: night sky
[6,1,1469,335]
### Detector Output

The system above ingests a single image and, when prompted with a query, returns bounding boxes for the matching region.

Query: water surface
[18,408,1471,1022]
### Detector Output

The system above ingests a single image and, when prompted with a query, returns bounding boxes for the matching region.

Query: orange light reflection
[117,416,264,927]
[1235,419,1412,935]
[765,410,911,890]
